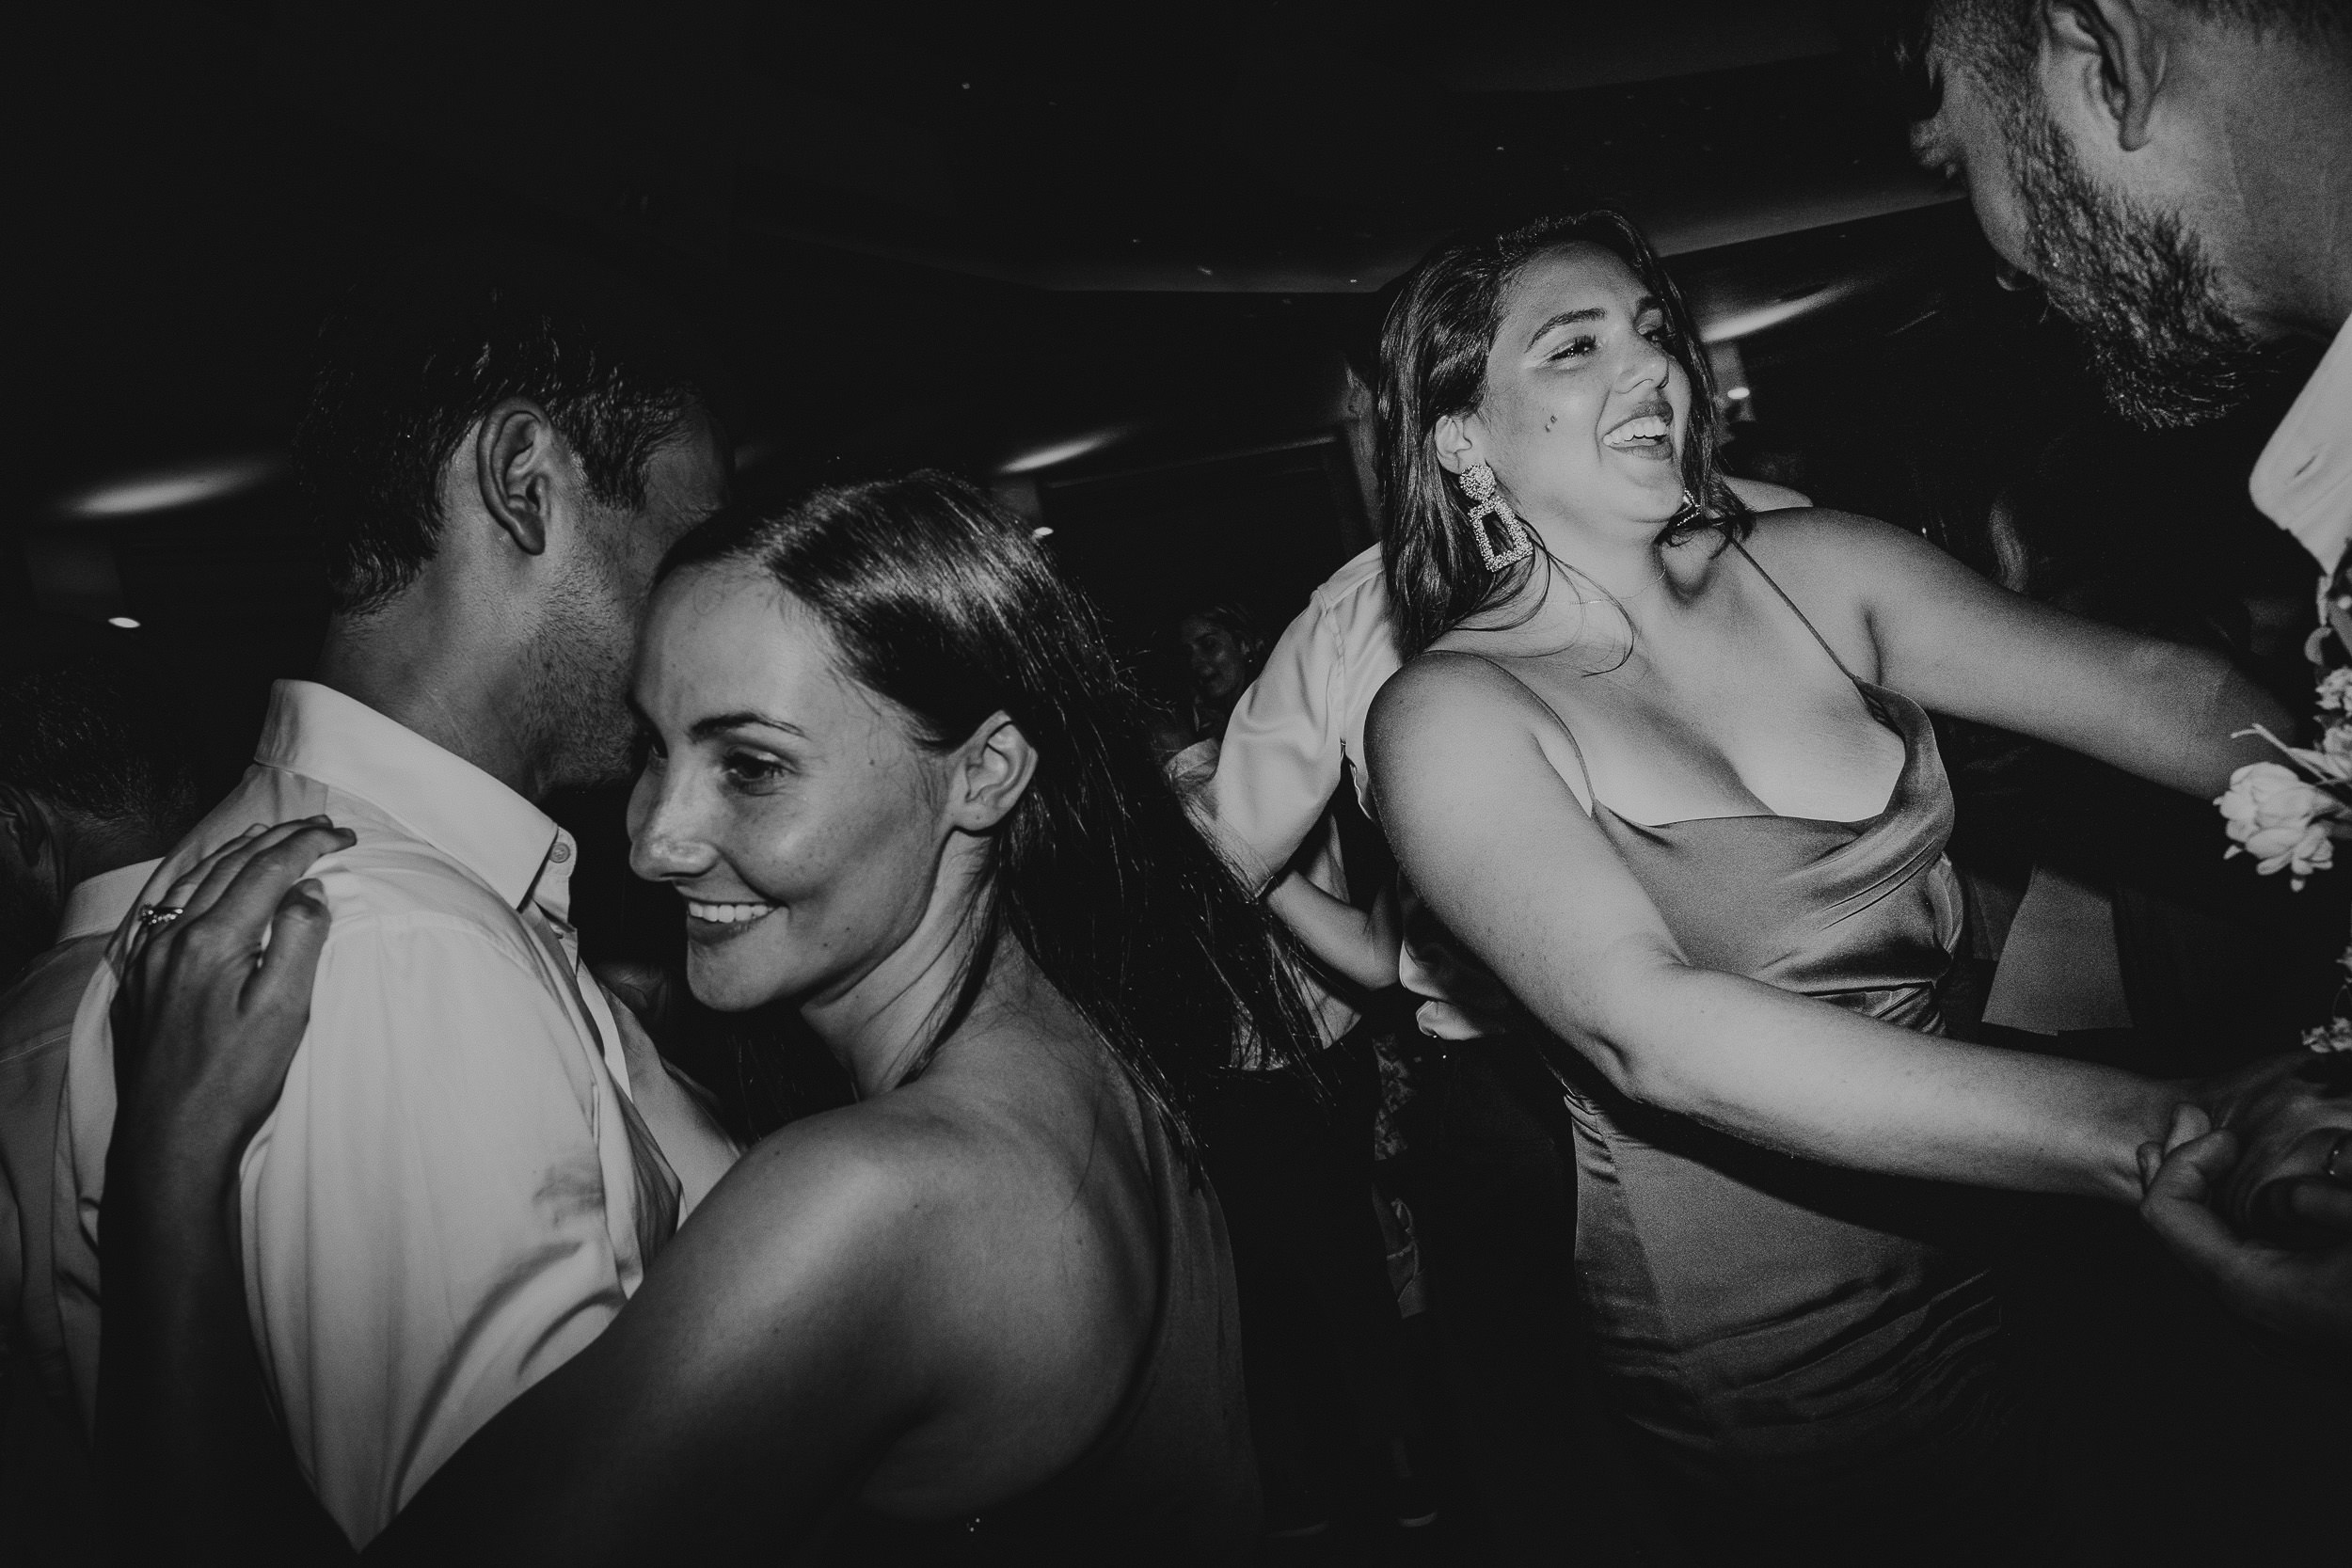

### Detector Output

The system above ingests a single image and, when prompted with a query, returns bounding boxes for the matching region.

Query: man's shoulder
[0,935,111,1069]
[1311,542,1391,621]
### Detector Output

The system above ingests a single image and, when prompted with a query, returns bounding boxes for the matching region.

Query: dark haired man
[1906,0,2352,1338]
[0,625,202,1566]
[56,248,739,1547]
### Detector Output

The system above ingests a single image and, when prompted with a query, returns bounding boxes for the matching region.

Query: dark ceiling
[13,0,1958,519]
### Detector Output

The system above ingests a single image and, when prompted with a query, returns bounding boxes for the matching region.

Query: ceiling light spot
[1031,526,1055,539]
[59,456,284,519]
[1726,385,1752,399]
[107,616,141,629]
[998,429,1123,475]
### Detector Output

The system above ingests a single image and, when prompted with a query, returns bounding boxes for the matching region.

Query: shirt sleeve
[1201,595,1349,893]
[240,912,628,1546]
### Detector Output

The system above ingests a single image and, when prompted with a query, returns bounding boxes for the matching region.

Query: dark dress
[796,1083,1261,1565]
[1481,544,2039,1561]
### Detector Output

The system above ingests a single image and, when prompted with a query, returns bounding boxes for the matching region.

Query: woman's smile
[683,895,779,935]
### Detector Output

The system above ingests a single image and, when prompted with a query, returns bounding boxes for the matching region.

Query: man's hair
[297,244,723,614]
[1898,0,2347,113]
[0,619,203,835]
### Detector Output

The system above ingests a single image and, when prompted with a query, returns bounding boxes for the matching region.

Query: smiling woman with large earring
[1363,211,2336,1564]
[92,474,1315,1564]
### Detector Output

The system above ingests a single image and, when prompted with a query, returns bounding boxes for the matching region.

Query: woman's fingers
[192,825,351,962]
[2139,1130,2245,1273]
[2164,1101,2211,1156]
[247,879,332,1024]
[176,819,338,927]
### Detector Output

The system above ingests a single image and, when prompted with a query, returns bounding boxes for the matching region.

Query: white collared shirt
[4,863,158,1405]
[2252,316,2352,572]
[56,680,679,1546]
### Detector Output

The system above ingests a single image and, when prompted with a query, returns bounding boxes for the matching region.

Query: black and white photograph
[5,2,2349,1563]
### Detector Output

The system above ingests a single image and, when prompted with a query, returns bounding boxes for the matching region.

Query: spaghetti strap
[1730,539,1860,686]
[1455,652,1599,810]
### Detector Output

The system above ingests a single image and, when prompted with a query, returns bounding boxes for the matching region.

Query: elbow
[1561,958,1711,1114]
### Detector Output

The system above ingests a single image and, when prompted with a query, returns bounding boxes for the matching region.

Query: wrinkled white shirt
[56,680,677,1545]
[2252,316,2352,574]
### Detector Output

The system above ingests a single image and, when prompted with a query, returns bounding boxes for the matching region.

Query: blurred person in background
[0,617,202,1567]
[1179,604,1266,746]
[1156,600,1433,1544]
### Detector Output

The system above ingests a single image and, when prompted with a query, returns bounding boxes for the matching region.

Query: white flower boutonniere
[2216,756,2344,889]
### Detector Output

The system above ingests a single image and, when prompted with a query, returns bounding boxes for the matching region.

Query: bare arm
[1368,658,2183,1203]
[1756,512,2294,795]
[366,1126,946,1562]
[102,824,358,1563]
[1264,872,1400,993]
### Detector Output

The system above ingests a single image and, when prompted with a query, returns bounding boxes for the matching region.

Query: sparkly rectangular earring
[1461,463,1534,571]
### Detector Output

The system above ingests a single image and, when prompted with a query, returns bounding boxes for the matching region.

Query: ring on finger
[135,904,187,933]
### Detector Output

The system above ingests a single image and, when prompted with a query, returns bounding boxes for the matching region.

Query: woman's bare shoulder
[1367,649,1590,808]
[1372,646,1557,736]
[1738,507,1947,584]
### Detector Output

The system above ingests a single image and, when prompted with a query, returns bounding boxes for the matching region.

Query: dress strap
[1455,652,1599,811]
[1730,538,1860,686]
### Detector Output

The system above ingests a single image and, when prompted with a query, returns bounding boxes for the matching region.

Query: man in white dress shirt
[1907,0,2352,1341]
[0,624,203,1566]
[56,247,739,1546]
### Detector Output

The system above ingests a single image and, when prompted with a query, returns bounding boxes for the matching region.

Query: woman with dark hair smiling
[1362,211,2328,1561]
[94,474,1311,1563]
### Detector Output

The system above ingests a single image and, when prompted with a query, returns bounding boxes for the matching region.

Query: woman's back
[800,1032,1259,1562]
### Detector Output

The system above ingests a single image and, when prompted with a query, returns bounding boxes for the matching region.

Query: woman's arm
[1265,871,1400,992]
[1368,657,2190,1203]
[103,830,1101,1566]
[102,822,359,1563]
[1754,512,2294,796]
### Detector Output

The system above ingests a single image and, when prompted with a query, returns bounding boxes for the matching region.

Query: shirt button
[549,842,572,863]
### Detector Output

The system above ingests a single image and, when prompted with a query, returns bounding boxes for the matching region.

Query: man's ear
[472,399,566,557]
[947,712,1039,834]
[0,784,50,864]
[1432,413,1482,477]
[2044,0,2168,153]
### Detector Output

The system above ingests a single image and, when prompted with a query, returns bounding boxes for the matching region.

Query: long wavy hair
[655,472,1314,1163]
[1378,210,1750,657]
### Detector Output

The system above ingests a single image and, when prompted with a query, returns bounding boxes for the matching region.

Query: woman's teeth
[686,898,776,926]
[1604,415,1673,449]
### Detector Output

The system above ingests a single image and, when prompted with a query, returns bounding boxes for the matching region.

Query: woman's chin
[683,946,798,1013]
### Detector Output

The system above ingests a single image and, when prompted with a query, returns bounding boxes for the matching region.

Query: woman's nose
[627,768,720,882]
[1620,337,1676,390]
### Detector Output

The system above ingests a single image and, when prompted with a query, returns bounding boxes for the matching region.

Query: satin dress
[1502,546,2032,1551]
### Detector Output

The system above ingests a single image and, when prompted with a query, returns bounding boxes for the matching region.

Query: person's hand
[2187,1053,2352,1235]
[2139,1128,2352,1349]
[109,818,354,1187]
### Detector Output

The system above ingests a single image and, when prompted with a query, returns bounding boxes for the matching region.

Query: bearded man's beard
[2008,103,2265,429]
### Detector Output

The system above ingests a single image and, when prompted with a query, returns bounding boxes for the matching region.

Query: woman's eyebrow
[1525,306,1607,348]
[690,710,807,741]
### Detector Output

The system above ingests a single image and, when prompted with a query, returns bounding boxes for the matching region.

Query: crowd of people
[3,3,2349,1563]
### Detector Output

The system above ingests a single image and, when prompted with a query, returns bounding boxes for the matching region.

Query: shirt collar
[2252,315,2352,575]
[254,680,572,912]
[56,859,164,943]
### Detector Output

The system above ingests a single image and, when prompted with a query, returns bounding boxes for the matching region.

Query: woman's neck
[1492,510,1717,649]
[797,839,1015,1100]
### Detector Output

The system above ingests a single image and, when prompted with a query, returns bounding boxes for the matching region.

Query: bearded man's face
[1912,46,2269,429]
